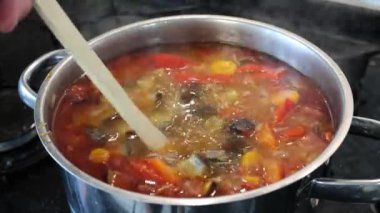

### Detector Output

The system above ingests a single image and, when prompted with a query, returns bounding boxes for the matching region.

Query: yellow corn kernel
[89,148,110,164]
[272,90,300,106]
[240,150,261,171]
[210,60,237,75]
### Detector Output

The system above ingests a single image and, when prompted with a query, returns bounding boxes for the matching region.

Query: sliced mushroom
[86,127,109,143]
[192,105,217,118]
[124,131,148,156]
[228,118,255,136]
[179,83,201,105]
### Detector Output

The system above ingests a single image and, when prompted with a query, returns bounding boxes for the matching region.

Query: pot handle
[304,116,380,203]
[18,49,68,109]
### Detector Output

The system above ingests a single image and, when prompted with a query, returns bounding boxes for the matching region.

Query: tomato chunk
[151,53,191,70]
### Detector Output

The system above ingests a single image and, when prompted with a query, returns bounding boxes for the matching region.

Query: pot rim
[35,14,353,206]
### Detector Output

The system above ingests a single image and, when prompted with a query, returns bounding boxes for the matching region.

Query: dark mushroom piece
[86,127,109,143]
[124,130,149,156]
[192,105,217,118]
[155,90,164,108]
[224,135,249,154]
[201,150,229,162]
[179,83,202,105]
[228,118,255,136]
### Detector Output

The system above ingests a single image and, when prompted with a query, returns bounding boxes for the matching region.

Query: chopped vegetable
[228,118,255,137]
[179,83,201,104]
[280,126,306,139]
[237,63,284,80]
[89,148,110,164]
[219,106,244,119]
[202,150,229,162]
[272,90,300,106]
[274,98,296,123]
[151,53,191,70]
[225,136,248,154]
[177,154,208,177]
[210,60,237,75]
[65,83,93,104]
[263,160,283,183]
[240,150,261,173]
[220,88,239,105]
[204,116,225,133]
[124,131,149,156]
[255,123,278,149]
[86,127,108,142]
[149,111,173,128]
[193,105,217,118]
[237,63,264,73]
[252,70,284,80]
[203,181,217,196]
[242,175,261,189]
[148,158,180,183]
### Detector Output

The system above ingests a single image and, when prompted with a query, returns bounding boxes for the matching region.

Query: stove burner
[0,137,47,173]
[0,88,36,152]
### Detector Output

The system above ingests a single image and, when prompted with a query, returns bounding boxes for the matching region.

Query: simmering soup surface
[53,43,334,197]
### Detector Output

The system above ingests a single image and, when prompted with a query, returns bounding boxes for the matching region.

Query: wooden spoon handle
[33,0,167,150]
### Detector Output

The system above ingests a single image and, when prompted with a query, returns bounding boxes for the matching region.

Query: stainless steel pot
[18,15,380,213]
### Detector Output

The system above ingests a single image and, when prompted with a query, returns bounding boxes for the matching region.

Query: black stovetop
[1,1,380,213]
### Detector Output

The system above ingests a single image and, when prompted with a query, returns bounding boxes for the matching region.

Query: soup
[52,43,333,197]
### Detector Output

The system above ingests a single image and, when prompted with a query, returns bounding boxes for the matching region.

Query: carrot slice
[107,155,180,184]
[148,158,180,183]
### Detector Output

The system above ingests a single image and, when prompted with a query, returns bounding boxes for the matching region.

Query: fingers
[0,0,33,32]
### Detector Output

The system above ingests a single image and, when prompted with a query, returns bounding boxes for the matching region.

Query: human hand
[0,0,33,32]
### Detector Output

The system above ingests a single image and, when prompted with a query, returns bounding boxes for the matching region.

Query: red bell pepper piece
[237,63,284,80]
[252,70,284,80]
[151,53,191,70]
[169,71,231,84]
[274,98,295,123]
[237,63,264,73]
[280,126,306,138]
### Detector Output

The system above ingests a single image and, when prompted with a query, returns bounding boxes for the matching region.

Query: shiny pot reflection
[19,15,380,213]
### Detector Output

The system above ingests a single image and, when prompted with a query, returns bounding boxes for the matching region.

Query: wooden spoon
[33,0,168,150]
